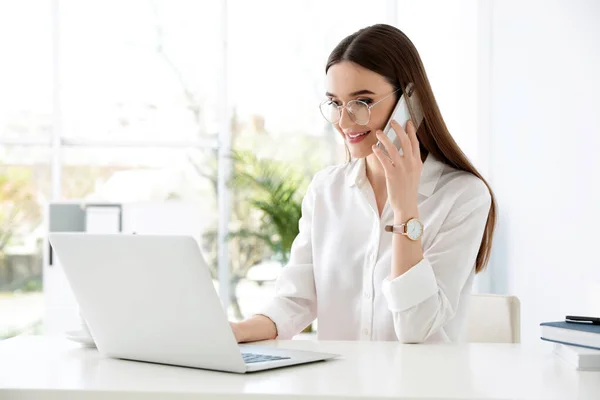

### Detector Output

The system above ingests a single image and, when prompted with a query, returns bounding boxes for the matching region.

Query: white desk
[1,336,599,400]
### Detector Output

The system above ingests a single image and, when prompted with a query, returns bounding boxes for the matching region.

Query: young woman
[230,24,496,343]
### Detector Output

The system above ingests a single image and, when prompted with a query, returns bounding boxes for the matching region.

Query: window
[0,145,49,338]
[0,1,52,143]
[59,0,221,143]
[2,0,418,336]
[0,0,52,339]
[61,147,216,203]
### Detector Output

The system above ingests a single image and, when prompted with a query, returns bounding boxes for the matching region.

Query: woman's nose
[338,107,353,130]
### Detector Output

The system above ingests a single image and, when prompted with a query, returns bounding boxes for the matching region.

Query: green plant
[229,151,307,264]
[0,165,41,291]
[22,277,43,292]
[0,167,38,251]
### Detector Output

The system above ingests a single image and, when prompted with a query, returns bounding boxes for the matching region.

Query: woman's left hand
[372,119,423,218]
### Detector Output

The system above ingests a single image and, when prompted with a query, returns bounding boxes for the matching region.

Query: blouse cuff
[256,300,299,340]
[381,258,438,312]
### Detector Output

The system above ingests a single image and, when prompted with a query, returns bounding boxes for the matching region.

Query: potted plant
[229,151,305,263]
[229,151,314,333]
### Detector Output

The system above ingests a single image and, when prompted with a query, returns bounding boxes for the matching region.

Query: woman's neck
[365,153,387,190]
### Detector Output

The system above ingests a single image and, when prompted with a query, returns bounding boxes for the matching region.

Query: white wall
[487,0,600,346]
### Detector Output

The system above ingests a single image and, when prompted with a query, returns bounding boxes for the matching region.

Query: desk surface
[1,336,599,400]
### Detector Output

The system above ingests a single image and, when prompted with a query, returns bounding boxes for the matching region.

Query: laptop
[48,233,338,373]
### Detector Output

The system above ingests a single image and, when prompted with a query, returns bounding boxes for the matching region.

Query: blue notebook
[540,321,600,350]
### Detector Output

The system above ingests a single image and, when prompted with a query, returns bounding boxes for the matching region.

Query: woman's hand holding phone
[372,119,422,218]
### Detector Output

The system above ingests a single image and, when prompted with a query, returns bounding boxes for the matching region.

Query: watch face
[406,219,423,240]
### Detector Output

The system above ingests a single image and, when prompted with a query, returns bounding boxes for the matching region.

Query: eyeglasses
[319,88,401,126]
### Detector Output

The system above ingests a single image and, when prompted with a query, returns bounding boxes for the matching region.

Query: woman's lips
[346,130,371,144]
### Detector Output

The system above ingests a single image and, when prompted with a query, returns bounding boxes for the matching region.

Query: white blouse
[258,153,492,343]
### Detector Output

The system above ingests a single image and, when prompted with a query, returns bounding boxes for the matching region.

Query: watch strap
[384,224,406,234]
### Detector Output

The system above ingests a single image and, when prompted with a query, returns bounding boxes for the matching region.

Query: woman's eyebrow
[325,89,376,97]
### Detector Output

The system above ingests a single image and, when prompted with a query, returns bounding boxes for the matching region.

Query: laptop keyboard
[242,352,291,364]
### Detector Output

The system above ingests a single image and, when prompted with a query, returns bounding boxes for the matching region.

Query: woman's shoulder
[308,161,354,191]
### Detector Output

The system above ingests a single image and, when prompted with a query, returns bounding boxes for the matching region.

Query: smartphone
[566,315,600,325]
[376,82,424,157]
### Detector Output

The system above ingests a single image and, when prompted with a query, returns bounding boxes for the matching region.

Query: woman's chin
[348,141,377,159]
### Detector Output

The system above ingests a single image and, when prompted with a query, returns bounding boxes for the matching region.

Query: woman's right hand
[230,321,244,343]
[229,315,278,343]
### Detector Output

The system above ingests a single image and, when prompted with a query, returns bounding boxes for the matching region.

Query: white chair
[467,294,521,343]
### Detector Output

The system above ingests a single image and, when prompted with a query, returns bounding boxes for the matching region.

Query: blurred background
[0,0,598,348]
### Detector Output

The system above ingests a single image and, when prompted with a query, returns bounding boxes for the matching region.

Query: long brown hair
[326,24,496,273]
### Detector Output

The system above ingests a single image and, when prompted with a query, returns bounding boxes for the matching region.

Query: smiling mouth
[347,130,371,139]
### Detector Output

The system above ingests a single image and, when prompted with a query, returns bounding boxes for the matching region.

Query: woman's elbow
[393,306,453,343]
[395,327,430,344]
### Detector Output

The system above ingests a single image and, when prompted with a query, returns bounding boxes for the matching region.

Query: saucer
[65,330,96,348]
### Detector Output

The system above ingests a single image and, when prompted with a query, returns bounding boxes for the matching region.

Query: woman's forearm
[231,314,277,343]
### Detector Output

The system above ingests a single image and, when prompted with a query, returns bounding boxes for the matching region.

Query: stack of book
[540,317,600,371]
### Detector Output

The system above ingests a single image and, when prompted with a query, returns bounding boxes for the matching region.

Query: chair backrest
[467,294,520,343]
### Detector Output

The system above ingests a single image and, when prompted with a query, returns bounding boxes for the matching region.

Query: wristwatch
[384,218,424,241]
